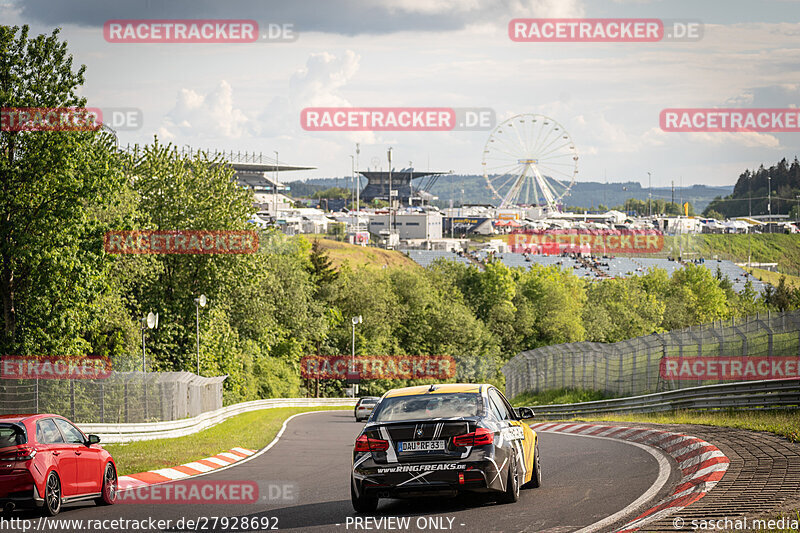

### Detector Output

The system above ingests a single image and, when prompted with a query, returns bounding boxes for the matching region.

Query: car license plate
[398,440,445,452]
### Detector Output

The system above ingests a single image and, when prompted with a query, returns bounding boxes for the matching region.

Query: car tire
[42,472,61,517]
[497,456,519,504]
[95,462,118,506]
[351,478,378,513]
[522,445,541,489]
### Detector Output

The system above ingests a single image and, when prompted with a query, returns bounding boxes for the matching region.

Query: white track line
[537,429,672,533]
[117,409,339,491]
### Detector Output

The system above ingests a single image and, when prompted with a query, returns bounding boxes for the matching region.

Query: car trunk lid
[364,419,478,464]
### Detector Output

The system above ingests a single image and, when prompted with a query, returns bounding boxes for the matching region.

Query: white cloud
[159,80,249,139]
[387,0,584,17]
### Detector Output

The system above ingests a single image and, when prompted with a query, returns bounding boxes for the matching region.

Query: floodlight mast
[356,144,361,218]
[351,315,362,396]
[274,151,279,221]
[194,294,207,376]
[142,312,158,373]
[388,148,393,233]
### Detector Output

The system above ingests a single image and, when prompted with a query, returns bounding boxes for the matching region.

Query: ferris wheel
[482,114,578,212]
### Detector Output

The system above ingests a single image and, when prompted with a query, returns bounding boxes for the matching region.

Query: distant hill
[287,175,732,212]
[703,157,800,218]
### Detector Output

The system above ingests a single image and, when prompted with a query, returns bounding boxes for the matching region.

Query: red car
[0,414,117,516]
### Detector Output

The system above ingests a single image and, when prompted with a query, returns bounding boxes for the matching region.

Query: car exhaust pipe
[3,502,15,515]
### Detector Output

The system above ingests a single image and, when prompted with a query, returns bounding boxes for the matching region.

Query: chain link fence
[502,310,800,400]
[0,371,226,423]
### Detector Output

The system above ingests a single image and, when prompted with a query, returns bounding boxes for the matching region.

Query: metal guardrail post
[731,324,748,356]
[572,350,577,390]
[756,316,774,357]
[685,325,704,389]
[70,380,75,420]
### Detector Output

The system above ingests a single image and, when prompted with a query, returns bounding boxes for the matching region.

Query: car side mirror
[87,434,101,445]
[516,407,535,419]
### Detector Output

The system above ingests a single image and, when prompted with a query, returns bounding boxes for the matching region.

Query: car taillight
[358,407,366,410]
[453,427,494,447]
[355,435,390,452]
[0,447,36,461]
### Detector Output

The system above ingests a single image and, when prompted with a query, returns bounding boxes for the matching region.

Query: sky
[4,0,800,188]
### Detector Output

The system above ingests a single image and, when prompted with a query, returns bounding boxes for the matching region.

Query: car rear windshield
[371,393,480,422]
[0,424,26,448]
[361,399,378,405]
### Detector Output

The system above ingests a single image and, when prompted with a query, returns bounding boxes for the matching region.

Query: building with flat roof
[368,212,443,241]
[359,168,448,206]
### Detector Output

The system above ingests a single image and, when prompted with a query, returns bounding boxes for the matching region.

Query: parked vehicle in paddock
[351,383,540,512]
[355,397,381,422]
[0,414,117,517]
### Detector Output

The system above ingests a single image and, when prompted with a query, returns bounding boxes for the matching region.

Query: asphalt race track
[8,411,672,533]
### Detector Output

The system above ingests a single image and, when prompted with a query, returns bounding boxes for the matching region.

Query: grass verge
[561,410,800,443]
[746,267,800,289]
[315,238,420,270]
[510,387,615,407]
[104,406,350,476]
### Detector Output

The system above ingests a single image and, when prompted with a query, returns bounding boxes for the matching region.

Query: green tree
[308,239,338,287]
[664,264,731,328]
[762,276,800,312]
[0,25,122,354]
[583,278,665,343]
[514,266,586,349]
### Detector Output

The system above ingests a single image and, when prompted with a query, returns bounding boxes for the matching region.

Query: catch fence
[0,371,226,423]
[502,310,800,399]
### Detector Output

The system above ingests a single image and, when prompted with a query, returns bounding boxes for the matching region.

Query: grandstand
[404,250,473,267]
[404,250,768,293]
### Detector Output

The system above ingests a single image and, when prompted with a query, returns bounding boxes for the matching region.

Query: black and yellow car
[350,383,540,512]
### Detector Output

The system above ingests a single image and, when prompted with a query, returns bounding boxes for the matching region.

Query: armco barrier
[78,398,356,443]
[503,310,800,399]
[525,378,800,419]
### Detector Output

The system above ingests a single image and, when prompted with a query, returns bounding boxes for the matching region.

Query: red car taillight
[0,447,36,462]
[453,427,494,447]
[355,434,390,452]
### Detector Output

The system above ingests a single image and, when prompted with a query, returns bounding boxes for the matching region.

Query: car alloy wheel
[44,472,61,516]
[96,463,118,505]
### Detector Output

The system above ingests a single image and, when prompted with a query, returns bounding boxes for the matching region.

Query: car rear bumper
[353,458,501,498]
[0,470,41,509]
